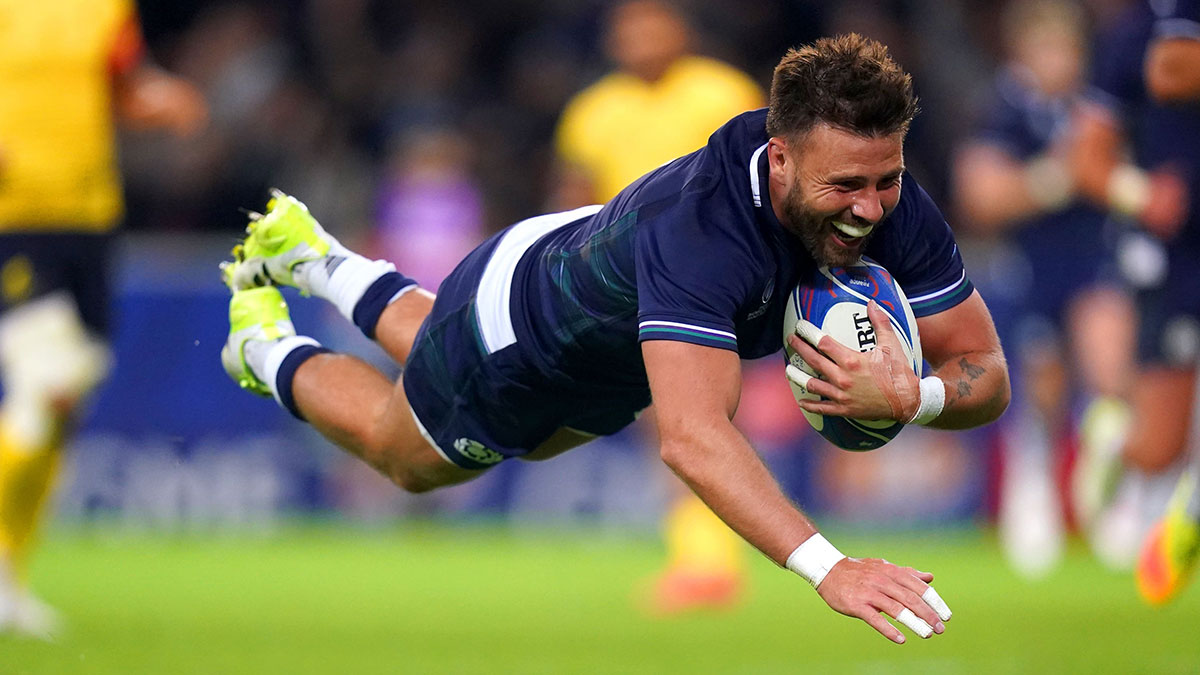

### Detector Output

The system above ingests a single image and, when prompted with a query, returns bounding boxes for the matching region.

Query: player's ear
[767,137,789,168]
[767,137,794,187]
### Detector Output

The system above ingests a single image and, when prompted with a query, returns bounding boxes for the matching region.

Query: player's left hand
[817,557,952,644]
[786,300,919,421]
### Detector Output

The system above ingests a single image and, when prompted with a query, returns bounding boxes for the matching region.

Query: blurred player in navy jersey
[1069,0,1200,597]
[954,0,1134,578]
[221,35,1008,643]
[0,0,206,637]
[553,0,765,613]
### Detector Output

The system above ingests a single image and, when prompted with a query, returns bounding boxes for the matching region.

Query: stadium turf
[2,523,1198,674]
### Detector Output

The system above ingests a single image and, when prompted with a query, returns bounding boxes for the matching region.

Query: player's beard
[780,183,875,268]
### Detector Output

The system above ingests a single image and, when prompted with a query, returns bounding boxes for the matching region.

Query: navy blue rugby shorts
[402,207,642,470]
[1135,244,1200,369]
[0,231,114,335]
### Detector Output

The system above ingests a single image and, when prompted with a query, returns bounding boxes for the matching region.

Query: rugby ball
[783,258,922,450]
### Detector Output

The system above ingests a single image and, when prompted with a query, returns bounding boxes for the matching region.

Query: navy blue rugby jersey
[1086,0,1200,246]
[497,108,971,393]
[972,68,1107,250]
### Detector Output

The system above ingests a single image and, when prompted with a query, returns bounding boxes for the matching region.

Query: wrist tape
[785,533,846,588]
[908,376,946,426]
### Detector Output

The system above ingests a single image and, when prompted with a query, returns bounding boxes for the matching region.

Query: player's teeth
[832,221,872,238]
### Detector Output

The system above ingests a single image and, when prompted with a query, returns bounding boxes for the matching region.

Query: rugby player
[952,0,1133,577]
[0,0,206,637]
[222,34,1008,642]
[1069,0,1200,604]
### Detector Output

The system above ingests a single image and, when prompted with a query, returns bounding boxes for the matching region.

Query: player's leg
[1067,286,1135,399]
[1127,258,1200,598]
[0,236,111,638]
[289,352,477,491]
[1055,284,1142,568]
[1121,367,1194,474]
[1068,285,1136,530]
[997,338,1067,578]
[223,191,432,367]
[647,371,750,613]
[222,192,602,487]
[223,286,479,493]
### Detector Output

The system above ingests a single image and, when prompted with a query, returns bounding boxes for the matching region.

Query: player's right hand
[816,556,952,644]
[787,301,920,422]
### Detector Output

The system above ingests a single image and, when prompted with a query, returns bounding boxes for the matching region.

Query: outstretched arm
[952,142,1073,236]
[643,339,950,643]
[1069,102,1188,238]
[108,13,207,137]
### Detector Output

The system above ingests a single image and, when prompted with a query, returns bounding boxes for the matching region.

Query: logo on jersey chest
[746,278,775,320]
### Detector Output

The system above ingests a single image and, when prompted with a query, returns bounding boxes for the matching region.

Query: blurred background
[4,0,1200,671]
[80,0,1026,539]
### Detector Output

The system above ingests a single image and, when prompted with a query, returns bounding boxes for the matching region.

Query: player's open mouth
[829,220,872,247]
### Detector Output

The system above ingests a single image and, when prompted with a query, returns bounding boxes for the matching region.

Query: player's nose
[850,191,885,224]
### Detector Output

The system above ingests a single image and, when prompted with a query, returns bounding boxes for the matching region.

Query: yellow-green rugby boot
[221,286,296,396]
[223,189,349,294]
[1136,471,1200,606]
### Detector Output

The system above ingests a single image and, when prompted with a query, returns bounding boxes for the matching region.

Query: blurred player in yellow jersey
[552,0,763,613]
[0,0,206,637]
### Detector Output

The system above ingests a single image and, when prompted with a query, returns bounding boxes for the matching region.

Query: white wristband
[908,376,946,426]
[785,533,846,589]
[1107,164,1151,218]
[1024,155,1073,211]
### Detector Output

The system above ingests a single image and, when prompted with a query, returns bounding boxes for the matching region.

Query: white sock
[1184,467,1200,521]
[295,254,397,322]
[255,335,322,408]
[242,339,277,385]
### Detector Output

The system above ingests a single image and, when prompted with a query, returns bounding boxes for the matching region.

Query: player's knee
[390,468,439,494]
[1129,441,1185,473]
[1126,428,1188,473]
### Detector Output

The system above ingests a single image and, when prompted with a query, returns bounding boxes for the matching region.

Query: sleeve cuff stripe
[910,280,974,314]
[638,320,736,340]
[640,326,738,345]
[905,271,967,304]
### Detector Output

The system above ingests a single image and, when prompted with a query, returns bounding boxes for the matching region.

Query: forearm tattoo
[947,356,987,407]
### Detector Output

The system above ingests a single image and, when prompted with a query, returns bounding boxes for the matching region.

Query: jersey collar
[749,141,803,253]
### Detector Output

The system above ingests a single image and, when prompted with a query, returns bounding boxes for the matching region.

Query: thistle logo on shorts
[453,438,504,465]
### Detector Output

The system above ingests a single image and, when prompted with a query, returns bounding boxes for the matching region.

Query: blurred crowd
[120,0,1124,239]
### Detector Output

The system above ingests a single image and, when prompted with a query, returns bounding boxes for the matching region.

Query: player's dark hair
[766,33,919,140]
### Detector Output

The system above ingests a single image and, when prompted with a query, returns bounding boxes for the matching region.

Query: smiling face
[768,123,905,267]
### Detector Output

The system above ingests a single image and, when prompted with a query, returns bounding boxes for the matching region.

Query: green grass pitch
[2,523,1198,674]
